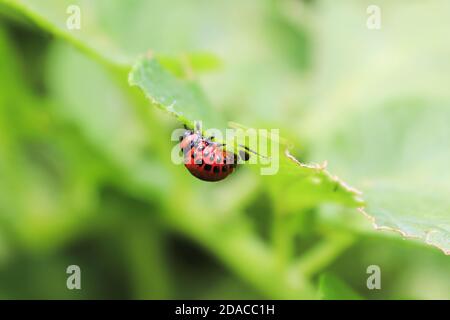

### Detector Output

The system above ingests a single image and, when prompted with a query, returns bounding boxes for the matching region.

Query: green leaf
[318,273,363,300]
[228,122,363,211]
[274,149,363,211]
[129,56,225,130]
[304,1,450,254]
[355,102,450,255]
[227,122,364,211]
[157,52,223,78]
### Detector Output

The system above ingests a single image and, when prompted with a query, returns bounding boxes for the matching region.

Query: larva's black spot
[233,154,239,165]
[239,150,250,161]
[222,166,228,173]
[204,164,212,171]
[213,166,220,173]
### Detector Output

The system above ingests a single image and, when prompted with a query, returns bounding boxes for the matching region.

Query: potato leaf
[129,56,225,130]
[304,1,450,254]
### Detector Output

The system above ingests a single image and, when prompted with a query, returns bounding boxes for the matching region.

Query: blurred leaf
[267,0,311,71]
[318,273,363,300]
[0,0,128,66]
[46,42,173,196]
[0,0,233,69]
[0,27,101,250]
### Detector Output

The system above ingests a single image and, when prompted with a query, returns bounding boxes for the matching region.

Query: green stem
[272,204,294,269]
[0,0,130,72]
[121,217,172,299]
[292,232,355,278]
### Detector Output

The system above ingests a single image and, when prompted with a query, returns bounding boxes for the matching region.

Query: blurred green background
[0,0,449,299]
